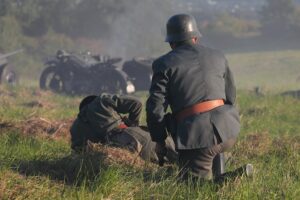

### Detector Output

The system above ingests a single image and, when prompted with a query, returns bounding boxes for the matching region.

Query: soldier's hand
[123,116,139,127]
[155,142,167,166]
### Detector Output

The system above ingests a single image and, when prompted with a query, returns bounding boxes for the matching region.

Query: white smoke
[104,0,184,59]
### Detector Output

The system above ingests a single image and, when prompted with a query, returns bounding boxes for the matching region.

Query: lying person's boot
[109,130,142,153]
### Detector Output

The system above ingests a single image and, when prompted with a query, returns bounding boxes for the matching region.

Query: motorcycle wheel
[39,66,64,93]
[97,70,128,94]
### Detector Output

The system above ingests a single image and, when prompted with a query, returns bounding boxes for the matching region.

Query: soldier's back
[154,44,228,113]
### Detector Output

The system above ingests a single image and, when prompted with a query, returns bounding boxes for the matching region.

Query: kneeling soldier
[146,14,253,180]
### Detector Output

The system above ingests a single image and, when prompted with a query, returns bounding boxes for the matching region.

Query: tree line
[0,0,139,38]
[1,0,299,41]
[197,0,300,38]
[0,0,299,79]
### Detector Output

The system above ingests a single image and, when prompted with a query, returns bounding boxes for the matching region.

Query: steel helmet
[79,95,97,111]
[165,14,202,42]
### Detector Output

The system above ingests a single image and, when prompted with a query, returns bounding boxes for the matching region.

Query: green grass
[1,49,300,199]
[0,85,81,121]
[0,85,300,199]
[227,50,300,91]
[237,90,300,136]
[0,131,299,199]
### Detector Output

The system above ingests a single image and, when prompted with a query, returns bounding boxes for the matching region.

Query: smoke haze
[103,0,179,59]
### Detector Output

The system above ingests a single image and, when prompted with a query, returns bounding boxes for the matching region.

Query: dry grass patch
[0,170,65,200]
[86,142,156,170]
[236,132,273,158]
[21,100,53,109]
[0,120,14,130]
[14,145,155,186]
[17,117,73,141]
[232,132,300,161]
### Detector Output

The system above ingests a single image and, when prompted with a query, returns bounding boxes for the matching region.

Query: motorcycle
[0,49,22,85]
[40,50,135,95]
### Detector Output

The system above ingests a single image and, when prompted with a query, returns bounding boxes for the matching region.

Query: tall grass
[0,131,299,199]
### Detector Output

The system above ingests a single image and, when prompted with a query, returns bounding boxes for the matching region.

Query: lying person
[70,93,177,163]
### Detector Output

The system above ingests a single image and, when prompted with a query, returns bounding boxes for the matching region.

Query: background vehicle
[0,49,23,85]
[40,50,135,95]
[122,57,154,91]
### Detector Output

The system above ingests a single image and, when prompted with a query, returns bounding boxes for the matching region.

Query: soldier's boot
[226,163,254,178]
[245,163,254,177]
[214,163,254,183]
[212,153,226,178]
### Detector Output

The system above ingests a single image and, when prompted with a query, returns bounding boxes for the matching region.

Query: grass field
[0,50,300,199]
[227,50,300,91]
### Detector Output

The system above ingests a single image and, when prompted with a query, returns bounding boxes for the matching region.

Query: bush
[203,13,261,38]
[0,16,23,51]
[259,0,296,36]
[0,15,77,80]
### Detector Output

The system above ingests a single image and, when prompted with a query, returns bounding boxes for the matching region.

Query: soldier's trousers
[178,138,236,180]
[109,127,177,162]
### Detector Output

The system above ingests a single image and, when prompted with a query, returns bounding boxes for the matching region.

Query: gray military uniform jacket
[146,43,240,150]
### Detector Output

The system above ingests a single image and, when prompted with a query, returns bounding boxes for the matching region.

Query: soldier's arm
[146,60,169,144]
[113,95,142,125]
[70,118,87,153]
[224,60,236,105]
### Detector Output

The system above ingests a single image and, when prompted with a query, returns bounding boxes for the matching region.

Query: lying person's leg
[109,127,177,163]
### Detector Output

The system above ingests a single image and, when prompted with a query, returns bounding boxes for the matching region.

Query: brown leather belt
[175,99,224,122]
